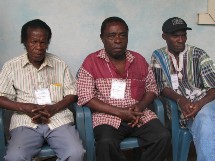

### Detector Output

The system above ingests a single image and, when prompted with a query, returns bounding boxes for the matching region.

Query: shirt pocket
[131,79,146,101]
[49,84,63,103]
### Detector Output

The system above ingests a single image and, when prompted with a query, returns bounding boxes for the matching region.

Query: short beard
[113,54,126,60]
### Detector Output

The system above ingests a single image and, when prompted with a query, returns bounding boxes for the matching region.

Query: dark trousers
[94,119,171,161]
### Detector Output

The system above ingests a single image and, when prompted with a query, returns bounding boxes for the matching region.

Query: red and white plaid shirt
[77,49,158,129]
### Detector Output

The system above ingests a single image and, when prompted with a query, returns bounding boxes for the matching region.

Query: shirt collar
[97,49,135,63]
[21,53,53,69]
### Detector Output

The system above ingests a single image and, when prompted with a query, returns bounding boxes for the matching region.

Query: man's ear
[162,33,166,40]
[100,34,104,43]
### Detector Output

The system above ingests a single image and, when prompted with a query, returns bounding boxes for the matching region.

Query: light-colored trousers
[4,123,85,161]
[188,100,215,161]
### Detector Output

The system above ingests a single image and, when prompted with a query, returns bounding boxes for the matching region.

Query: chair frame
[163,97,193,161]
[0,104,86,161]
[82,98,165,161]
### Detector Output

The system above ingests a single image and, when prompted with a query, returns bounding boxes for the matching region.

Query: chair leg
[133,148,142,161]
[178,132,192,161]
[172,135,179,161]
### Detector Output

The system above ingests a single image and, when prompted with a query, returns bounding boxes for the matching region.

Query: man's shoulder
[82,50,103,63]
[152,47,166,53]
[86,50,102,57]
[3,53,26,66]
[127,50,146,60]
[46,52,63,61]
[187,45,205,53]
[46,53,68,64]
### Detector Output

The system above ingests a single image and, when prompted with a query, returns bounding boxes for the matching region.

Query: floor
[124,142,197,161]
[37,142,197,161]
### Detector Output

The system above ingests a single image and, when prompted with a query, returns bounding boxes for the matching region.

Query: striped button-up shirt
[0,53,76,130]
[77,49,158,129]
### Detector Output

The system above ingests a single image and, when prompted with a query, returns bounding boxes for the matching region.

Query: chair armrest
[163,97,180,131]
[0,108,6,161]
[73,103,86,147]
[163,97,181,160]
[153,98,165,125]
[82,106,96,161]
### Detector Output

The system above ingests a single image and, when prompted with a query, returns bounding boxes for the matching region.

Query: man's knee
[159,129,171,144]
[96,136,117,148]
[62,146,85,161]
[5,150,31,161]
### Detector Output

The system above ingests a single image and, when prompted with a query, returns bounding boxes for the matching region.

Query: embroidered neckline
[166,46,187,79]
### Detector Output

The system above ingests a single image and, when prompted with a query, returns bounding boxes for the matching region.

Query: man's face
[101,22,128,60]
[25,27,49,67]
[162,30,187,55]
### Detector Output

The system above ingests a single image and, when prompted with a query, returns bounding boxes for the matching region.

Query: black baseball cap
[162,17,192,33]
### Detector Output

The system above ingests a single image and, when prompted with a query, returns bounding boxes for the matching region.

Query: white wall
[0,0,214,75]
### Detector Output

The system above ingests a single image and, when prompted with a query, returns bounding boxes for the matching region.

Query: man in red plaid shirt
[77,16,170,161]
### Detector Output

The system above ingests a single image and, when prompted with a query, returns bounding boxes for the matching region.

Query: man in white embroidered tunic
[151,17,215,161]
[0,19,85,161]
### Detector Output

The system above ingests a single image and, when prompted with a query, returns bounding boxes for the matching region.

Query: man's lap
[94,119,167,142]
[6,123,84,158]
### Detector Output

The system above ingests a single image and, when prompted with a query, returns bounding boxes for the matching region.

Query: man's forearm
[198,88,215,108]
[55,95,77,111]
[86,97,120,117]
[0,96,20,111]
[161,87,185,103]
[138,92,157,111]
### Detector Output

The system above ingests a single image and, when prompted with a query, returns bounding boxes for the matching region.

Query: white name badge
[171,74,179,90]
[35,88,52,105]
[110,79,126,99]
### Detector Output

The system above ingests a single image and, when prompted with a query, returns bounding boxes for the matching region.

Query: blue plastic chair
[0,104,86,161]
[82,98,165,161]
[163,97,193,161]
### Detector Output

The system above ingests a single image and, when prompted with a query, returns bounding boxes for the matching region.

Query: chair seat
[35,144,55,158]
[82,98,165,161]
[120,137,141,150]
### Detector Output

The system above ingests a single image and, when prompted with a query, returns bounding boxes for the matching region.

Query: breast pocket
[131,79,146,101]
[49,84,63,103]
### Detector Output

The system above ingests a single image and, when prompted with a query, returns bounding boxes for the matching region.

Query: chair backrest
[82,98,165,161]
[164,97,193,161]
[0,109,6,161]
[0,104,86,161]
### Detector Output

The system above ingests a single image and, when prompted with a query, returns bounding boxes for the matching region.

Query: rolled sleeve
[63,66,77,96]
[151,56,171,94]
[145,66,158,95]
[199,52,215,89]
[0,63,16,101]
[77,67,95,106]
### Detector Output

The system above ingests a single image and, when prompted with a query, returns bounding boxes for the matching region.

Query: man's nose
[36,43,44,49]
[178,36,184,43]
[114,35,122,43]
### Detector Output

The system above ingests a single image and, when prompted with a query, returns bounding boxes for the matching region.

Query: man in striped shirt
[151,17,215,161]
[0,19,85,161]
[77,16,170,161]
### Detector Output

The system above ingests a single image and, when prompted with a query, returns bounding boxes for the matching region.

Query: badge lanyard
[107,62,128,99]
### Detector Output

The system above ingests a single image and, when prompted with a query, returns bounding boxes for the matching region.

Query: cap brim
[186,27,192,30]
[164,27,192,33]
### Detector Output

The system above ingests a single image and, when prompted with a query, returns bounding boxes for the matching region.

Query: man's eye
[31,41,37,44]
[120,34,127,37]
[108,34,115,38]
